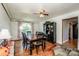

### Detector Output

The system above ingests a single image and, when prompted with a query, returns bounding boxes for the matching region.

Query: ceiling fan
[33,9,49,17]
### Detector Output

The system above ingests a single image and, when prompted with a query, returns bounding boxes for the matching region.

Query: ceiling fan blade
[43,13,49,16]
[33,9,49,17]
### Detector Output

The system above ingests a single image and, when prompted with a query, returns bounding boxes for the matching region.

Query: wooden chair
[22,32,35,55]
[32,32,46,54]
[22,32,30,49]
[32,38,44,54]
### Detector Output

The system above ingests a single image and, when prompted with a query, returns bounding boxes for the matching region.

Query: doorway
[73,23,78,39]
[62,17,78,49]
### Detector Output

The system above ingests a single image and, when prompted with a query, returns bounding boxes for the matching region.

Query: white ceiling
[3,3,79,22]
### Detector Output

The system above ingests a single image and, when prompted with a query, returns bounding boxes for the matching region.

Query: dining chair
[32,38,44,54]
[22,32,30,49]
[22,32,26,49]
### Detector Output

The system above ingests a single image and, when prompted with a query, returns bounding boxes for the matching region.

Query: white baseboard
[63,39,68,43]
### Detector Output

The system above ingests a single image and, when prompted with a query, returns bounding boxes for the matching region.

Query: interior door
[73,23,78,39]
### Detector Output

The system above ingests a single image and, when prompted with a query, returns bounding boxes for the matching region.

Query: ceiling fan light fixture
[40,14,44,17]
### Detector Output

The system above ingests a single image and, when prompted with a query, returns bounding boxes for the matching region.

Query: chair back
[36,32,44,39]
[22,32,26,41]
[22,32,29,42]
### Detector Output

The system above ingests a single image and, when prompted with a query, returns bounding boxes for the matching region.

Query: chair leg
[42,42,46,52]
[23,42,25,49]
[30,46,32,55]
[30,48,32,55]
[44,41,46,49]
[42,45,44,52]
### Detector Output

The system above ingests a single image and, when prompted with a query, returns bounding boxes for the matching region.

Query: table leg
[44,41,46,49]
[30,43,32,55]
[30,48,32,55]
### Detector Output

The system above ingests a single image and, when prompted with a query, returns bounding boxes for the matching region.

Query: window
[0,29,11,39]
[19,22,32,39]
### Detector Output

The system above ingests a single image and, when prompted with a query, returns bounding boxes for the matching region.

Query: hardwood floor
[14,41,56,56]
[63,39,77,49]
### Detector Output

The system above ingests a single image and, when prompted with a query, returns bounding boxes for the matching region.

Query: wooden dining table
[27,36,47,55]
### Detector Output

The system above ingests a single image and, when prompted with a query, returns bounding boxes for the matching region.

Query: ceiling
[3,3,79,22]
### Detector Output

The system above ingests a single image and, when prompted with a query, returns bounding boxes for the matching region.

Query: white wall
[33,23,39,34]
[33,22,44,34]
[0,4,11,35]
[11,22,18,39]
[62,20,69,43]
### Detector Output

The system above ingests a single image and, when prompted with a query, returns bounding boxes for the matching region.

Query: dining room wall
[62,20,69,43]
[33,22,44,34]
[0,4,11,36]
[10,21,18,39]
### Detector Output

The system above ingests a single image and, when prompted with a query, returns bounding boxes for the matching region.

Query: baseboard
[63,40,68,43]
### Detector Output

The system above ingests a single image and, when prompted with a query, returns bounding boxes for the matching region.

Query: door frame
[62,16,78,45]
